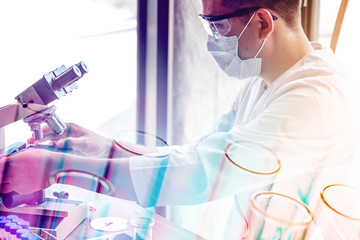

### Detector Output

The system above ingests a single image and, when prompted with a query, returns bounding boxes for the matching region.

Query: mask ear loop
[236,11,271,59]
[237,12,257,40]
[255,9,275,58]
[254,38,267,58]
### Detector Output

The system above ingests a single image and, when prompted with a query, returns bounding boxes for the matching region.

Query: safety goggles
[199,7,277,38]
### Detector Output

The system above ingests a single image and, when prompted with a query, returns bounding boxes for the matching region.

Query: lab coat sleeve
[194,93,239,144]
[129,100,238,207]
[129,84,359,207]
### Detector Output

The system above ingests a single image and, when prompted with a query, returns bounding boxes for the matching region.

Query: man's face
[200,0,262,60]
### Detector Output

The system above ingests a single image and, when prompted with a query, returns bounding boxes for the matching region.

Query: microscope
[0,62,90,239]
[0,61,88,208]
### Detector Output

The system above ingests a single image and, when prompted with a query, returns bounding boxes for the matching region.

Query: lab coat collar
[264,42,335,92]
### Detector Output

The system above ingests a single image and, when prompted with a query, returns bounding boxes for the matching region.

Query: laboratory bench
[0,184,205,240]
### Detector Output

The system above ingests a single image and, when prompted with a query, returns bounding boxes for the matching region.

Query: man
[1,0,358,238]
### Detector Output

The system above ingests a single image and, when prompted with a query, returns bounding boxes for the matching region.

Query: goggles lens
[199,16,230,38]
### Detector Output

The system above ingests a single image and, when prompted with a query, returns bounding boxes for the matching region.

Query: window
[318,0,360,85]
[318,0,341,46]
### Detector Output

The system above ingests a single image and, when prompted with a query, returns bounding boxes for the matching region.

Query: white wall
[0,0,137,145]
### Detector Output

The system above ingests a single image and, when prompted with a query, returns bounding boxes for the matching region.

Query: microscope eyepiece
[76,61,89,75]
[52,65,82,90]
[15,61,88,105]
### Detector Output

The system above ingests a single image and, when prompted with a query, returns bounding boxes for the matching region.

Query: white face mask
[207,12,267,80]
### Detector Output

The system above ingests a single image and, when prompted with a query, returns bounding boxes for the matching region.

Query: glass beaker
[130,217,155,240]
[247,192,314,240]
[114,130,169,157]
[220,141,281,239]
[49,169,115,196]
[113,130,170,216]
[212,141,281,200]
[315,184,360,239]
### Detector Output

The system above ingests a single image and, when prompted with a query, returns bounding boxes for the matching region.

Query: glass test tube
[5,222,16,240]
[316,184,360,239]
[10,225,21,240]
[15,220,30,240]
[0,219,9,238]
[6,216,18,224]
[222,141,281,239]
[16,222,29,231]
[247,192,313,239]
[13,219,23,224]
[130,217,155,240]
[20,232,36,240]
[16,229,29,240]
[0,220,10,239]
[29,235,41,240]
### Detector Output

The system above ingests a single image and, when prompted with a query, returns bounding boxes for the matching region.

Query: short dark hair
[221,0,301,27]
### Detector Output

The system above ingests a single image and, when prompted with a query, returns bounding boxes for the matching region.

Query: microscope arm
[0,102,48,128]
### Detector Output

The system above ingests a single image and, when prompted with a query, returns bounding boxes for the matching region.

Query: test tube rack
[0,198,87,240]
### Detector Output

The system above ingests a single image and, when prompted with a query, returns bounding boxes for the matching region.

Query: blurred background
[0,0,137,143]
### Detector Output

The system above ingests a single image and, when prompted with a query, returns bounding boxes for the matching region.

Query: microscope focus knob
[2,190,45,209]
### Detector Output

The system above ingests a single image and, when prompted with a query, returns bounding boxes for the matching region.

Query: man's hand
[0,146,139,202]
[28,123,113,158]
[0,149,58,194]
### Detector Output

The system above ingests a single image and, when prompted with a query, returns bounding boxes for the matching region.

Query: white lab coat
[129,43,360,237]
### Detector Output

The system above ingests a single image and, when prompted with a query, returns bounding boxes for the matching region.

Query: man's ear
[256,9,275,40]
